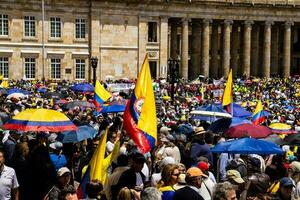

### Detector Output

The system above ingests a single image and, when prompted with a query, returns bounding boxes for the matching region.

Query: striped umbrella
[269,123,296,134]
[3,108,77,132]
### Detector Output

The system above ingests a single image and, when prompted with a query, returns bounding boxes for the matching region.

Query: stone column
[181,18,189,79]
[262,21,273,78]
[159,16,169,78]
[231,23,240,77]
[90,9,101,81]
[271,25,279,75]
[222,19,233,76]
[251,24,260,76]
[202,19,212,77]
[191,20,201,79]
[283,21,293,77]
[170,20,178,60]
[243,20,253,76]
[211,23,219,78]
[138,16,148,76]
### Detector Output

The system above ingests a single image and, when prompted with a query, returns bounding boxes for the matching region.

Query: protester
[213,181,237,200]
[173,167,206,200]
[0,149,19,200]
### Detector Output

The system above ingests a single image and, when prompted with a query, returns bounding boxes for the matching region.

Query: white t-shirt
[0,165,19,200]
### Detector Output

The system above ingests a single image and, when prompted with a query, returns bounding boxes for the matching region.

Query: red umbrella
[225,124,272,139]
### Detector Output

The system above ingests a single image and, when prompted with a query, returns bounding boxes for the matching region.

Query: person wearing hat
[226,170,247,200]
[173,167,206,200]
[49,141,67,171]
[288,161,300,199]
[190,127,213,166]
[275,177,295,200]
[46,167,74,200]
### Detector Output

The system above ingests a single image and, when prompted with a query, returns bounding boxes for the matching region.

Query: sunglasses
[172,173,180,177]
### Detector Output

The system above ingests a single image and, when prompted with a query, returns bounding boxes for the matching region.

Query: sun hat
[227,170,245,184]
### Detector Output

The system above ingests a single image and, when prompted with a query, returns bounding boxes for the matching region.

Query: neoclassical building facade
[0,0,300,81]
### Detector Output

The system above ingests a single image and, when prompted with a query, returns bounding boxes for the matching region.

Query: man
[275,177,295,200]
[173,167,206,200]
[3,131,21,166]
[288,161,300,199]
[113,153,146,200]
[190,127,213,165]
[213,181,237,200]
[49,141,67,171]
[141,187,162,200]
[0,149,19,200]
[58,187,78,200]
[47,167,75,200]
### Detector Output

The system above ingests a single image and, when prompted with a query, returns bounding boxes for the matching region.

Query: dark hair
[117,154,128,167]
[58,187,77,200]
[131,152,145,164]
[86,180,103,198]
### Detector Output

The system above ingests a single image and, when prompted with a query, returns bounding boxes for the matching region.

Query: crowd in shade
[0,74,299,200]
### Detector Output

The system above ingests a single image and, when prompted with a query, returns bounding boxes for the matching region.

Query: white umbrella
[190,110,232,118]
[7,93,28,99]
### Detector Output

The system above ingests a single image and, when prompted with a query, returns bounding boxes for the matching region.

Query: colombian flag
[252,100,266,125]
[222,69,233,113]
[123,54,157,153]
[77,128,120,199]
[94,80,111,111]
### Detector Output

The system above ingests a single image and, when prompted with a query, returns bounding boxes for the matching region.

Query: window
[51,58,61,79]
[24,16,35,37]
[24,58,35,79]
[75,59,85,79]
[0,57,8,78]
[50,17,61,38]
[75,19,85,39]
[148,22,157,42]
[0,15,8,36]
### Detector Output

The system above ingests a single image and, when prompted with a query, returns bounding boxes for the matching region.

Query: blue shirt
[50,153,67,171]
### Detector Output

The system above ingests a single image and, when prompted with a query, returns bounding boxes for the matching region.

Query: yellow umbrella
[269,123,292,130]
[3,108,77,132]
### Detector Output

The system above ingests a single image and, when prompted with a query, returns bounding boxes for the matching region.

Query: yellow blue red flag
[94,80,111,111]
[123,54,157,153]
[252,100,266,125]
[222,69,233,113]
[77,128,120,199]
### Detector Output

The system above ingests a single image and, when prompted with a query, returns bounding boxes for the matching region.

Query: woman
[117,187,140,200]
[158,164,179,200]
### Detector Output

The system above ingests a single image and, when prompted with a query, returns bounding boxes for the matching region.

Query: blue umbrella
[7,88,29,95]
[57,125,97,143]
[208,117,251,133]
[191,104,229,122]
[37,87,47,93]
[216,103,252,118]
[71,83,94,92]
[211,138,283,155]
[100,104,126,113]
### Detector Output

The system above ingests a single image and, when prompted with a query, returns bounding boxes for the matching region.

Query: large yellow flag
[222,69,233,106]
[89,129,120,185]
[1,80,9,88]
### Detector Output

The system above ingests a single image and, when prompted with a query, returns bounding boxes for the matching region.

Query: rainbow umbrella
[3,108,77,132]
[269,123,296,134]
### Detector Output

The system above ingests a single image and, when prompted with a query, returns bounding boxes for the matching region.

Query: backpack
[226,159,247,178]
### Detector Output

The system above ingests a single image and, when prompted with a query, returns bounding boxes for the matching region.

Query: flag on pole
[222,69,233,113]
[123,54,157,153]
[200,84,204,100]
[77,128,120,199]
[252,100,266,125]
[94,80,111,111]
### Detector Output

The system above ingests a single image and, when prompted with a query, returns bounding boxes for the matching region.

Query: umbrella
[57,125,97,143]
[7,93,28,99]
[225,124,272,139]
[71,83,94,92]
[191,104,232,122]
[261,134,287,146]
[3,108,77,132]
[211,138,283,154]
[208,117,251,133]
[269,123,296,134]
[42,92,62,99]
[65,100,95,109]
[0,88,7,95]
[100,103,126,113]
[216,103,252,118]
[37,87,47,93]
[7,88,29,95]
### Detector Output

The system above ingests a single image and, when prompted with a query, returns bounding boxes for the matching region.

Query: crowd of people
[0,76,299,200]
